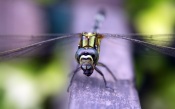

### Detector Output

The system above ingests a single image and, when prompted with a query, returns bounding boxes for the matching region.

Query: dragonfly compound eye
[75,48,99,64]
[88,48,99,63]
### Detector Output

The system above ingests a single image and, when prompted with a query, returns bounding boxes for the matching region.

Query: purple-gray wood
[64,0,141,109]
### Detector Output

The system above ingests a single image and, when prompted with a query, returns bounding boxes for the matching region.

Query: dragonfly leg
[97,62,117,82]
[67,66,81,92]
[95,67,108,88]
[68,64,80,77]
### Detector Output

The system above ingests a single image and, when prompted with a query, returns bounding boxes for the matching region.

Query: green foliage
[127,0,175,108]
[36,0,57,5]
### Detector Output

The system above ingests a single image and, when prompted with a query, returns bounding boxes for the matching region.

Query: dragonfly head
[75,48,99,76]
[81,64,94,76]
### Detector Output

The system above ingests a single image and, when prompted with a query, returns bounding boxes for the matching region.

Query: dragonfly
[0,9,175,92]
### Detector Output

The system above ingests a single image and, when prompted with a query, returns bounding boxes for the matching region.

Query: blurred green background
[0,0,175,109]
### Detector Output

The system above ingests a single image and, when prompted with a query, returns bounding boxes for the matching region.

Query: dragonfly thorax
[79,32,103,53]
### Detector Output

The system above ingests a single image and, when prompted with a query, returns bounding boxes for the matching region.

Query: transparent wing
[0,33,80,61]
[102,33,175,57]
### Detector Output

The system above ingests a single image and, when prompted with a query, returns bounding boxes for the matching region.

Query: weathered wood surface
[67,76,140,109]
[62,0,141,109]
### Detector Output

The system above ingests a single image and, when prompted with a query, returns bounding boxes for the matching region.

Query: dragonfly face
[75,32,102,76]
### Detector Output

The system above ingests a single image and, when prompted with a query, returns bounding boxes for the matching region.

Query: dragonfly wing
[103,33,175,57]
[0,34,80,61]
